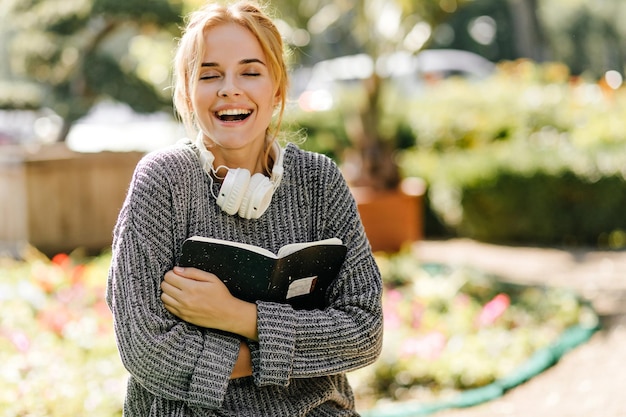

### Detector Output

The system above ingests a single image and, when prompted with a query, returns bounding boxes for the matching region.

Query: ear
[273,87,282,106]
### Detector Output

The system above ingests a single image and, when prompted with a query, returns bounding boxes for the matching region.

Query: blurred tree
[4,0,183,141]
[430,0,625,79]
[273,0,474,189]
[429,0,517,62]
[506,0,549,62]
[539,0,626,78]
[0,2,44,110]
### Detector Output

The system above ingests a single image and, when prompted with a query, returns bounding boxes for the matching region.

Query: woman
[106,1,383,416]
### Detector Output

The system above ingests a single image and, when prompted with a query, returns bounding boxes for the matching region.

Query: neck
[202,138,268,176]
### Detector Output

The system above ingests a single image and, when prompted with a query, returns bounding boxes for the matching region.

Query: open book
[178,236,348,310]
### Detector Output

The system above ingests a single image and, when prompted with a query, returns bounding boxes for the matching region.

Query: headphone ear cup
[238,173,274,219]
[216,168,251,215]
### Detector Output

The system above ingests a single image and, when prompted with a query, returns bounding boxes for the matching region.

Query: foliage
[2,0,182,139]
[350,250,598,409]
[0,250,126,416]
[428,0,517,63]
[283,106,351,162]
[273,0,473,66]
[539,0,626,78]
[394,60,626,246]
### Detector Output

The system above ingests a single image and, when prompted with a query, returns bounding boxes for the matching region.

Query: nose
[218,74,242,97]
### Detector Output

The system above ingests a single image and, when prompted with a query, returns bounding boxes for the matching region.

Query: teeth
[217,109,252,116]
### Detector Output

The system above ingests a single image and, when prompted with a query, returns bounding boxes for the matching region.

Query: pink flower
[383,289,404,330]
[454,293,471,309]
[477,293,510,327]
[2,330,31,352]
[386,289,403,303]
[400,331,447,360]
[38,305,76,336]
[411,300,424,329]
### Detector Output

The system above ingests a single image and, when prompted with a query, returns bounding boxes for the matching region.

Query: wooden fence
[0,144,144,257]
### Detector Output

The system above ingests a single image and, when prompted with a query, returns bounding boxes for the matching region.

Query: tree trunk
[342,73,400,190]
[507,0,550,61]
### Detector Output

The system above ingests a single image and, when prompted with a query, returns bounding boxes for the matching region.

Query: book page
[187,236,277,258]
[276,238,343,258]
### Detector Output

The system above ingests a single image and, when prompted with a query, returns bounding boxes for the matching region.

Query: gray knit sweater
[106,139,383,416]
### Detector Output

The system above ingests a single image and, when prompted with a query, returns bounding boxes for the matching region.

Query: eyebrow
[201,58,266,67]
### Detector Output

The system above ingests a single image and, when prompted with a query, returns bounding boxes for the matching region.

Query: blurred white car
[297,49,496,111]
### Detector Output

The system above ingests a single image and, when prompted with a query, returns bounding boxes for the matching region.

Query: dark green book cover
[178,236,347,310]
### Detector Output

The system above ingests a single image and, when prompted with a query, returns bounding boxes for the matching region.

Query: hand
[160,267,258,340]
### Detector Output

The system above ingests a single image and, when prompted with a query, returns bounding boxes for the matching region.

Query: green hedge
[400,142,626,246]
[461,171,626,245]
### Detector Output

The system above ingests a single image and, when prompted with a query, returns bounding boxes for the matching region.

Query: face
[192,23,278,161]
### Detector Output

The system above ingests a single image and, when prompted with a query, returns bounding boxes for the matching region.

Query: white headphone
[195,135,284,219]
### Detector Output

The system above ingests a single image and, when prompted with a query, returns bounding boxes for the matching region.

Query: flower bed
[351,251,599,415]
[0,248,598,415]
[0,249,126,416]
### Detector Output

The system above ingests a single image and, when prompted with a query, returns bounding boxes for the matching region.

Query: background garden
[1,0,624,415]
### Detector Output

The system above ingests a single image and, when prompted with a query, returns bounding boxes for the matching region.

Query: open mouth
[216,109,252,122]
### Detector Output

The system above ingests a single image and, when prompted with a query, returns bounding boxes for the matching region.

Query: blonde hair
[173,1,289,146]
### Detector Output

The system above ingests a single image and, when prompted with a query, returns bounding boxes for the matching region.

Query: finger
[160,292,180,311]
[174,266,216,282]
[162,301,179,317]
[163,270,185,289]
[161,279,181,297]
[164,270,200,291]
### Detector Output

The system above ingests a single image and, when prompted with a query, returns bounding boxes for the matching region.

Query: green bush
[458,169,626,246]
[400,142,626,246]
[403,61,626,151]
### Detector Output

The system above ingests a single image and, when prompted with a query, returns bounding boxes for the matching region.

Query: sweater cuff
[186,331,240,408]
[252,302,297,387]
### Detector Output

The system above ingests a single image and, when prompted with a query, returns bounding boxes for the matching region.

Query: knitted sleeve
[250,153,384,387]
[106,149,240,409]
